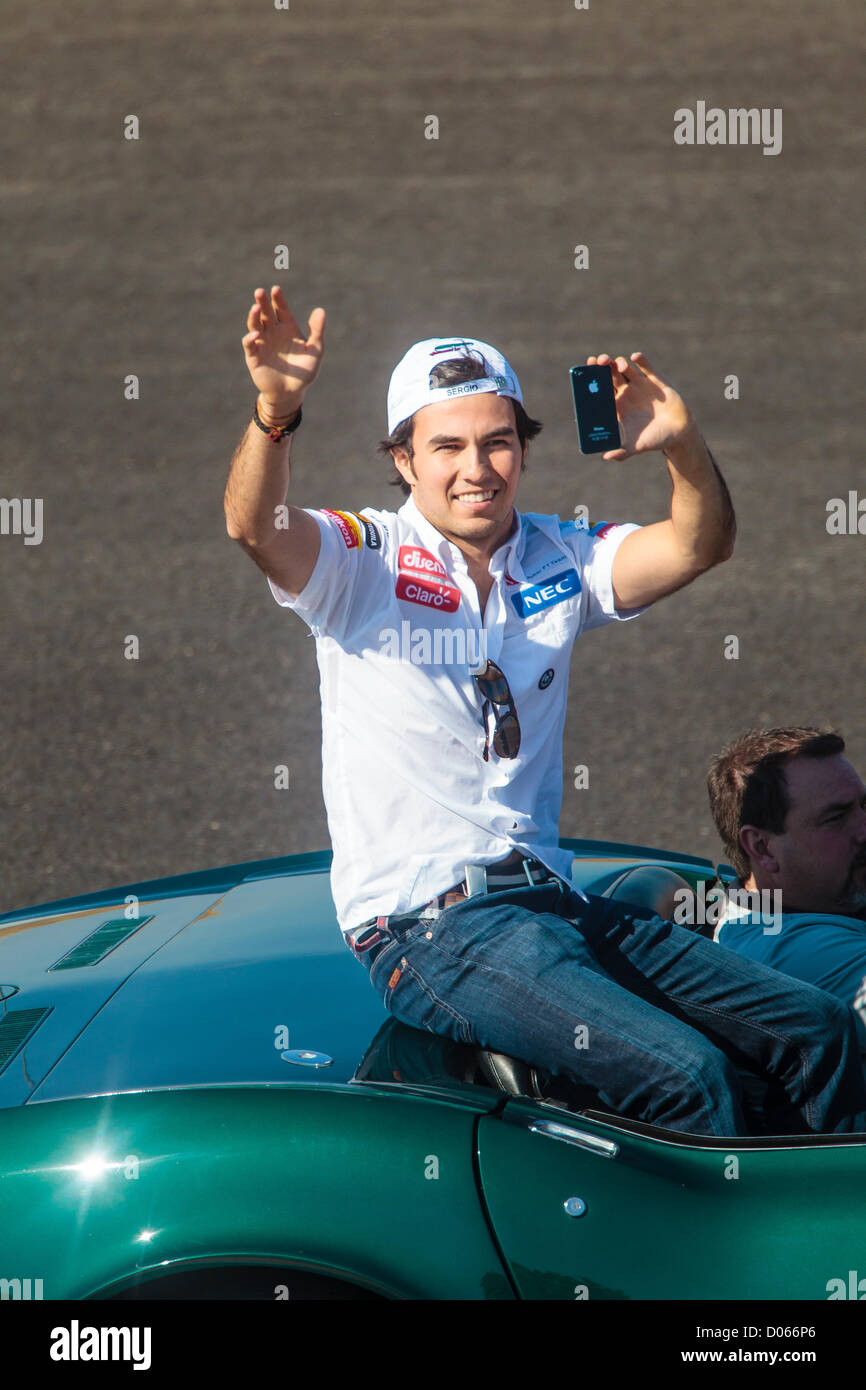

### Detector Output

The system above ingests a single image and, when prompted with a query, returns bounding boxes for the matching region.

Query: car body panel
[0,840,713,1110]
[0,1086,510,1300]
[476,1100,866,1300]
[3,839,863,1302]
[0,892,225,1108]
[24,875,385,1103]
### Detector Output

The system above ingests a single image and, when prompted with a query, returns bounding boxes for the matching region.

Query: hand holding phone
[573,353,695,460]
[570,364,621,455]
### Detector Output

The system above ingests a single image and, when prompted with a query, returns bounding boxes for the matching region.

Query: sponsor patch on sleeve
[320,508,362,549]
[320,508,383,551]
[348,511,383,549]
[589,521,618,539]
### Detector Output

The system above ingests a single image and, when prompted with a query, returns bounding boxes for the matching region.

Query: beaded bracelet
[252,399,303,442]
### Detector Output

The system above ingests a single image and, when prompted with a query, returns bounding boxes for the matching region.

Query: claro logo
[511,568,581,619]
[395,573,460,612]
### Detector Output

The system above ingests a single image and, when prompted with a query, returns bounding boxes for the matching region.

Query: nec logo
[510,568,581,618]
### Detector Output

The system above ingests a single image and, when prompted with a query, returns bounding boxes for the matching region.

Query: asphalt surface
[1,0,863,914]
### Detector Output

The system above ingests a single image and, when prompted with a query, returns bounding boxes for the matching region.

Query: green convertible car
[0,838,864,1302]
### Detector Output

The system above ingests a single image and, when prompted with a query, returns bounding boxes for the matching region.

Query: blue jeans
[349,878,866,1137]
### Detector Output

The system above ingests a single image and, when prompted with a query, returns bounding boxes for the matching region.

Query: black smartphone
[570,364,621,455]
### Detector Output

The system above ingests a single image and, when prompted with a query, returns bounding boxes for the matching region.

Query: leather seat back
[600,863,696,923]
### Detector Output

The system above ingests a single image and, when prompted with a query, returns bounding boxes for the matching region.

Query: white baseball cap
[386,336,523,435]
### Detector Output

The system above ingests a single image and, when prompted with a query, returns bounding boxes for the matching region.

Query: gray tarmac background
[1,0,863,914]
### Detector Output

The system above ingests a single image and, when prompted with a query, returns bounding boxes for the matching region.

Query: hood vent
[48,915,155,971]
[0,1007,52,1072]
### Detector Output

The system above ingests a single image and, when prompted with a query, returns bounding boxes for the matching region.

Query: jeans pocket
[386,949,476,1047]
[368,937,409,998]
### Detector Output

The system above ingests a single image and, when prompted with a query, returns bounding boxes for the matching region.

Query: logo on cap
[432,340,475,355]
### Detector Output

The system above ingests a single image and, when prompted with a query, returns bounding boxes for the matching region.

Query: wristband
[253,399,303,442]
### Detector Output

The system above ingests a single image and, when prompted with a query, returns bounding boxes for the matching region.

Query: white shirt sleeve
[266,508,390,645]
[561,521,648,631]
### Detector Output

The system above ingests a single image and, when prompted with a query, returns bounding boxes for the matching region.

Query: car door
[476,1097,866,1300]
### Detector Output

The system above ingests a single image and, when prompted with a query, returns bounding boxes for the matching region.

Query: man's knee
[774,976,859,1048]
[812,991,858,1047]
[593,1031,742,1134]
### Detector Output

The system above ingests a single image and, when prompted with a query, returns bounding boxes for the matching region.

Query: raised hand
[242,286,326,412]
[586,352,694,461]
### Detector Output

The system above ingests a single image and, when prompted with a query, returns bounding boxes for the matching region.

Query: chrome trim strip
[529,1119,619,1157]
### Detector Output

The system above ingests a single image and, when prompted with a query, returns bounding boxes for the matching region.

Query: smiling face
[390,392,525,555]
[742,754,866,915]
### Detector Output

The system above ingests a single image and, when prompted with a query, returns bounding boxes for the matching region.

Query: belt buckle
[463,864,488,898]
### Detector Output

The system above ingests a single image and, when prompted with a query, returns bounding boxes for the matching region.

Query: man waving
[224,285,866,1137]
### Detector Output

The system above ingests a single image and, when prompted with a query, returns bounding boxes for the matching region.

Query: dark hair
[379,353,543,496]
[707,727,846,878]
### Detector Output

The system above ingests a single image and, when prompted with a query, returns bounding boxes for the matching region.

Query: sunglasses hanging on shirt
[473,660,521,760]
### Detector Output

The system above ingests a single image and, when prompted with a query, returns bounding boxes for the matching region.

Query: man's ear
[390,446,416,489]
[739,824,780,875]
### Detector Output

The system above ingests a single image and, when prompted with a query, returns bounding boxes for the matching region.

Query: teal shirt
[715,900,866,1051]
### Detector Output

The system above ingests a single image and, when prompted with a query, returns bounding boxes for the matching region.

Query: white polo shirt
[267,494,644,932]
